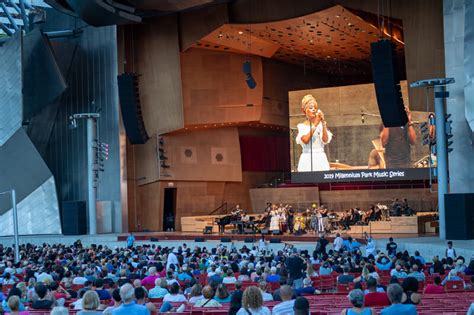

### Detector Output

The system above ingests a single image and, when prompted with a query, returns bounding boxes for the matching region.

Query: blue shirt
[381,303,417,315]
[127,235,135,247]
[414,255,425,265]
[177,273,192,281]
[266,274,280,283]
[112,302,149,315]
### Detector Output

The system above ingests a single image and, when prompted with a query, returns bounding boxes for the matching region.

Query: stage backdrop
[289,81,432,183]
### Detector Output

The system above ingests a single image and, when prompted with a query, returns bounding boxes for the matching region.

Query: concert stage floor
[115,231,432,243]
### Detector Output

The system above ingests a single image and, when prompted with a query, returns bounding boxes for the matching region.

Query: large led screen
[289,81,433,183]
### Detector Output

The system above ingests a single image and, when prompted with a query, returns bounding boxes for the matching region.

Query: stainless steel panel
[464,0,474,132]
[0,176,61,236]
[43,10,122,232]
[0,32,22,146]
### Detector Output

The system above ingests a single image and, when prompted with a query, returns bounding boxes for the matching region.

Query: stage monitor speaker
[117,73,149,144]
[61,201,87,235]
[150,237,159,242]
[244,238,255,243]
[370,39,408,127]
[203,226,213,234]
[270,238,281,243]
[445,193,474,240]
[195,237,205,242]
[221,237,231,243]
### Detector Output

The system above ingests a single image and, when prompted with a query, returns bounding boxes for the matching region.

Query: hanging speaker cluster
[242,61,256,89]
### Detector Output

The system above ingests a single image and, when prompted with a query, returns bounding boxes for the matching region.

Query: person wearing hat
[342,289,375,315]
[295,94,332,172]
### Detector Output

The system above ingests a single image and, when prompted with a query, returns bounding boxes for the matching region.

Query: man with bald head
[272,285,296,315]
[112,283,149,315]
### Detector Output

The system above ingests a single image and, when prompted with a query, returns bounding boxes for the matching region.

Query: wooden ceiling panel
[190,5,405,76]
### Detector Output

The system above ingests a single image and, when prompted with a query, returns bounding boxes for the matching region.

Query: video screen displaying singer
[295,94,333,171]
[289,82,433,174]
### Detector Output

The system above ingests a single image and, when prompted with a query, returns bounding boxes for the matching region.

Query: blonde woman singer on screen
[295,94,333,172]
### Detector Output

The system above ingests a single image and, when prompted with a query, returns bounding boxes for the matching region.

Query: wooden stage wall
[250,187,438,213]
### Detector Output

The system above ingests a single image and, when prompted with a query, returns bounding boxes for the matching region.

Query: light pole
[0,189,20,263]
[69,113,100,235]
[410,78,454,240]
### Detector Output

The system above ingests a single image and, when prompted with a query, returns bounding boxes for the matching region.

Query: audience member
[237,286,271,315]
[77,290,101,315]
[271,285,295,315]
[364,277,390,307]
[112,283,148,315]
[341,289,375,315]
[381,284,417,315]
[194,285,222,307]
[293,296,310,315]
[102,289,122,315]
[424,276,445,294]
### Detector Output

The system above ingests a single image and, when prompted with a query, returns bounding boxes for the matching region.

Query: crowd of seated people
[0,237,472,314]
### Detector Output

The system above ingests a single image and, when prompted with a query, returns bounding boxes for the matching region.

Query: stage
[180,212,438,236]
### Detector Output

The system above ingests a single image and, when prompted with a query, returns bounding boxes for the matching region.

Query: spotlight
[68,116,77,129]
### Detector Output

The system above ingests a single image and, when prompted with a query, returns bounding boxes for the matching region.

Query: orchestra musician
[295,94,333,172]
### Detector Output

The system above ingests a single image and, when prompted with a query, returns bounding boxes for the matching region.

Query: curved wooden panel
[181,48,263,126]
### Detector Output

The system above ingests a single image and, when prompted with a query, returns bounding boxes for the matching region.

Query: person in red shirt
[364,277,390,307]
[424,276,445,294]
[50,281,71,301]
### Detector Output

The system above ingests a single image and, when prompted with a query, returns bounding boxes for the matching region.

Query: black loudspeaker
[270,238,281,243]
[195,237,205,242]
[150,238,159,242]
[221,237,231,243]
[244,238,255,243]
[203,226,213,234]
[61,201,87,235]
[370,40,408,127]
[445,193,474,240]
[117,73,149,144]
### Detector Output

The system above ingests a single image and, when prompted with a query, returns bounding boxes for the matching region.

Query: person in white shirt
[365,237,376,257]
[222,270,237,284]
[333,233,343,252]
[271,285,295,315]
[259,281,273,302]
[163,283,187,303]
[72,271,88,285]
[188,284,204,304]
[237,286,271,315]
[36,271,53,283]
[167,249,179,271]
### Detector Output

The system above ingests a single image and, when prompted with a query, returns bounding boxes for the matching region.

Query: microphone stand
[309,117,313,172]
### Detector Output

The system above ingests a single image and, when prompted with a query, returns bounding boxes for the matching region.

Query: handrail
[209,202,227,215]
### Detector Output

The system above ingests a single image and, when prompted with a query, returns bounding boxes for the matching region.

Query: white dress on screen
[295,122,332,172]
